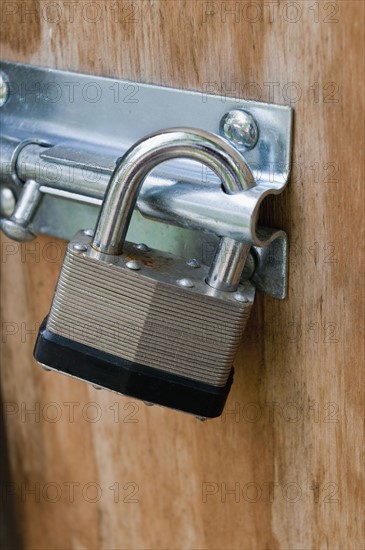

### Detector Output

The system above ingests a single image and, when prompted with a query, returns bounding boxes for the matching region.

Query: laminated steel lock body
[34,128,257,418]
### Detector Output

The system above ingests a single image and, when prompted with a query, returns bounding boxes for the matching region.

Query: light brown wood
[1,1,364,548]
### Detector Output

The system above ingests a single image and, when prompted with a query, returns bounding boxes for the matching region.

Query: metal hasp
[0,61,293,299]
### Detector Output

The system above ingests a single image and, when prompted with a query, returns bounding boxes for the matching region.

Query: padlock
[34,128,256,418]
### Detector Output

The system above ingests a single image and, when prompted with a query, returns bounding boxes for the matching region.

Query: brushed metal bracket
[0,61,293,299]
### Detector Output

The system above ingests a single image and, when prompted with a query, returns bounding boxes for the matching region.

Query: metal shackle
[92,127,256,291]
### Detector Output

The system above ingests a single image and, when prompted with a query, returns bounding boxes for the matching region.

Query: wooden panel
[1,1,364,548]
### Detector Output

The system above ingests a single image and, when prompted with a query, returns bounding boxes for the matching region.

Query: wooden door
[1,1,364,548]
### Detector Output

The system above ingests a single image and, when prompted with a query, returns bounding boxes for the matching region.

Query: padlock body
[34,231,254,418]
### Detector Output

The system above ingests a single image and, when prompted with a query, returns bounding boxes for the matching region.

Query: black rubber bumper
[34,318,233,418]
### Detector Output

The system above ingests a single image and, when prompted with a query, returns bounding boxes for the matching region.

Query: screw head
[177,278,194,288]
[126,260,141,270]
[0,72,9,108]
[135,243,150,252]
[220,109,259,151]
[73,243,88,253]
[186,258,200,269]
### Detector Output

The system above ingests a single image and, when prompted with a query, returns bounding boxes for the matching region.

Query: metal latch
[0,61,293,299]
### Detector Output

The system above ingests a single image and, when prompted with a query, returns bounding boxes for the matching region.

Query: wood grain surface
[1,1,364,549]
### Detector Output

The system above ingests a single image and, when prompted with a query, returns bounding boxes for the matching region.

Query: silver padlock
[34,128,256,418]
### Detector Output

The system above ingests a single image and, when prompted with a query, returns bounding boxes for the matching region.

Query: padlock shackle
[92,128,256,290]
